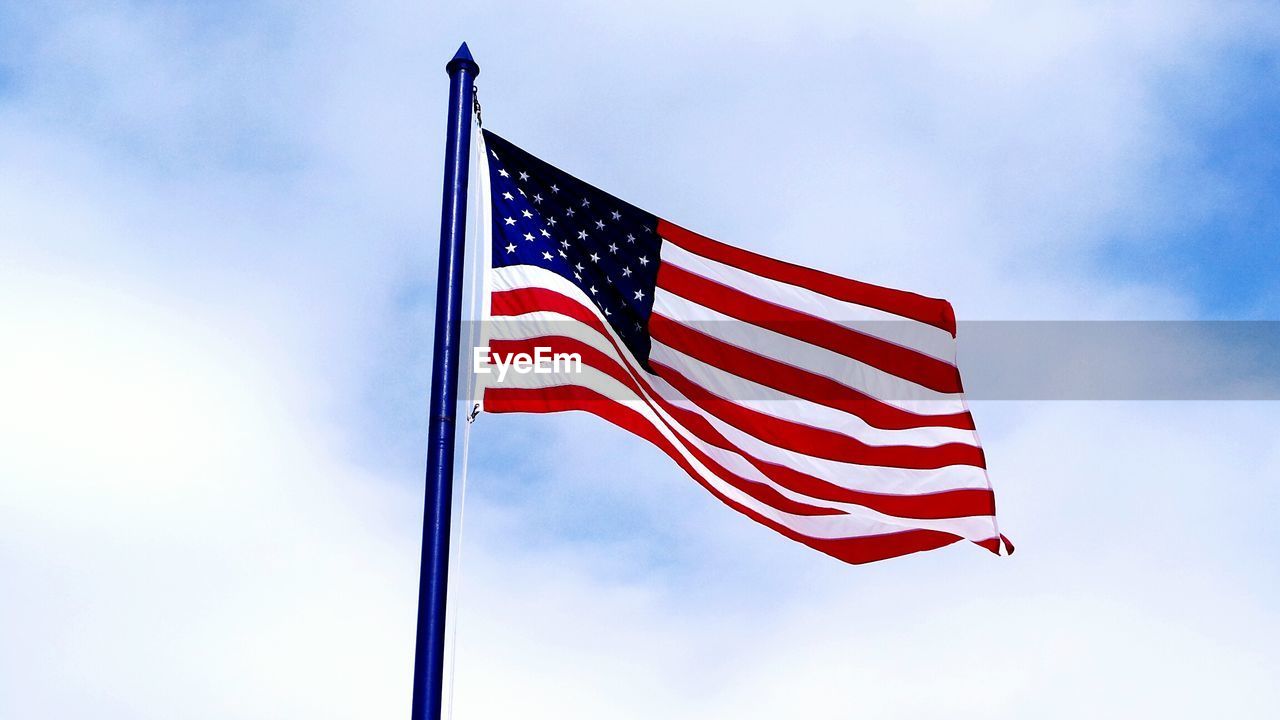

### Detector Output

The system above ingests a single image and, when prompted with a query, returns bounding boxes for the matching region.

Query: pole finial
[446,42,479,76]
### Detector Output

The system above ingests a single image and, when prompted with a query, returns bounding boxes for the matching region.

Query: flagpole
[412,42,478,720]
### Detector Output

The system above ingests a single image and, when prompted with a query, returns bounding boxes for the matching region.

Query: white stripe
[640,362,991,494]
[493,265,976,444]
[647,337,980,447]
[491,361,998,541]
[487,305,976,448]
[660,239,957,363]
[653,289,967,413]
[488,315,989,494]
[487,266,991,495]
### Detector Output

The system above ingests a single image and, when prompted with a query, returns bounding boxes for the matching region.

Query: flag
[475,130,1011,564]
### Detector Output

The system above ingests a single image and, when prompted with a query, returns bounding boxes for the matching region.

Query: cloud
[448,401,1280,719]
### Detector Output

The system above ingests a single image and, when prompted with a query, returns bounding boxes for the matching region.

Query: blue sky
[1098,41,1280,316]
[3,2,1279,718]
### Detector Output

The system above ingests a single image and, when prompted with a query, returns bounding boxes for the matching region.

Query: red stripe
[652,391,995,519]
[649,313,975,431]
[490,335,994,518]
[658,220,957,335]
[487,334,914,518]
[487,294,996,520]
[657,262,962,393]
[484,380,838,518]
[492,286,604,328]
[485,384,968,565]
[650,356,985,470]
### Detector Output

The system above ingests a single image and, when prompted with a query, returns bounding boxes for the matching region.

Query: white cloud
[0,271,421,719]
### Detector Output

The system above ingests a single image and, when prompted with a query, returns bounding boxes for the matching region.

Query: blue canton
[483,130,662,366]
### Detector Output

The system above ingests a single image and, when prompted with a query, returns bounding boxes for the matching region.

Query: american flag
[476,130,1011,564]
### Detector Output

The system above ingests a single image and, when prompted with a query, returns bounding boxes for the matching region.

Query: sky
[2,1,1279,718]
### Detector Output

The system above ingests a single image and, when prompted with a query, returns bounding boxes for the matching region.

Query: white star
[519,171,530,181]
[542,251,554,261]
[594,220,605,230]
[540,229,551,237]
[590,252,601,263]
[490,149,499,159]
[638,256,650,266]
[589,285,598,295]
[532,194,543,204]
[558,249,567,258]
[504,243,516,253]
[603,307,611,317]
[573,271,582,280]
[504,217,516,226]
[522,209,533,218]
[547,217,557,226]
[550,184,560,193]
[523,232,534,241]
[577,230,589,240]
[608,243,619,254]
[644,226,653,233]
[574,262,584,272]
[626,233,636,243]
[565,207,575,217]
[621,266,632,277]
[498,169,509,178]
[502,192,514,200]
[634,289,645,300]
[582,198,591,207]
[560,239,570,249]
[518,188,526,196]
[611,210,621,221]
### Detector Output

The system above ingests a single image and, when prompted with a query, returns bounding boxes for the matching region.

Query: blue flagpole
[411,42,478,720]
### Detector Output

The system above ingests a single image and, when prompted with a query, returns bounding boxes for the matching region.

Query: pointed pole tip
[446,42,479,76]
